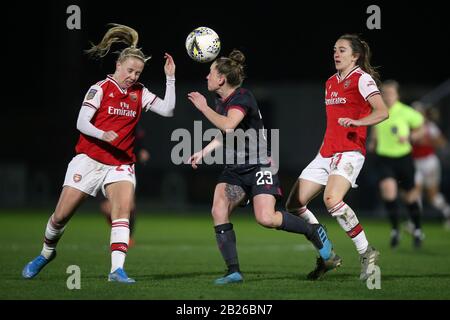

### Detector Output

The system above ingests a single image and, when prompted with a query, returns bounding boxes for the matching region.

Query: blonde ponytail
[85,24,150,63]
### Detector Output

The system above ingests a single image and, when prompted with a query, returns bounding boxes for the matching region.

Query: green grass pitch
[1,210,450,300]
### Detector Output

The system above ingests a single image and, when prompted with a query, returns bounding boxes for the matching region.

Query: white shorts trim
[63,154,136,197]
[299,151,365,188]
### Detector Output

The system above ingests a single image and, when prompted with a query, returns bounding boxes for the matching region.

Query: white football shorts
[414,154,441,188]
[63,153,136,197]
[299,151,365,188]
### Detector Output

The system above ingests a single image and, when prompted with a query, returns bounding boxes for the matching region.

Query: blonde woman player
[22,24,176,283]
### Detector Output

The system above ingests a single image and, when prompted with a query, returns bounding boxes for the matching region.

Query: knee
[404,188,420,204]
[255,209,278,228]
[380,179,397,201]
[211,205,228,222]
[298,195,309,208]
[323,193,342,210]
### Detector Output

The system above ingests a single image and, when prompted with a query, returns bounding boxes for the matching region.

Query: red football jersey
[412,121,440,159]
[320,67,380,157]
[75,75,158,165]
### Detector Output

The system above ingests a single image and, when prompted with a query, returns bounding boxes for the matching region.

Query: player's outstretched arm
[145,53,176,117]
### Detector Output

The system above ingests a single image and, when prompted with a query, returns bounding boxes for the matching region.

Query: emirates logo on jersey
[73,174,82,183]
[107,102,137,117]
[325,91,347,105]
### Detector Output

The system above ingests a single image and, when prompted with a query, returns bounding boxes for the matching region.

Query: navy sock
[384,200,400,230]
[277,211,312,235]
[406,201,422,230]
[215,223,240,273]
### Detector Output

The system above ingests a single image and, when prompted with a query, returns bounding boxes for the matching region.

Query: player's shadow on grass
[139,271,221,280]
[139,270,326,282]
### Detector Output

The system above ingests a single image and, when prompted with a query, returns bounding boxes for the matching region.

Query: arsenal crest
[344,80,351,88]
[73,174,82,183]
[129,92,137,102]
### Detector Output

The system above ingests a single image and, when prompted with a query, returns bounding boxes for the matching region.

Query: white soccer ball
[185,27,221,63]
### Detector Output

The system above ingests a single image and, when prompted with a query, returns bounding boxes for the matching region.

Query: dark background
[2,1,449,216]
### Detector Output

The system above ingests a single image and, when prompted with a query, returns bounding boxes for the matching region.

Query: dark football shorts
[375,153,416,191]
[217,164,283,201]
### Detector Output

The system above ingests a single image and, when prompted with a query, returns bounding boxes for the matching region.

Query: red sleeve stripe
[226,105,247,115]
[365,91,380,100]
[83,102,98,110]
[347,224,364,238]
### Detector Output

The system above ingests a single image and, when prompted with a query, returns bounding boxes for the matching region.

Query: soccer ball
[185,27,221,63]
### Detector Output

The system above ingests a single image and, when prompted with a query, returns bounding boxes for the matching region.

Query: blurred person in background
[411,103,450,229]
[369,80,425,249]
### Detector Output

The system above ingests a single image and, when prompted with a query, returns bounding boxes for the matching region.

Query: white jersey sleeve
[142,75,176,117]
[76,105,105,140]
[142,87,158,110]
[77,84,105,139]
[358,73,380,100]
[82,84,103,110]
[427,121,441,138]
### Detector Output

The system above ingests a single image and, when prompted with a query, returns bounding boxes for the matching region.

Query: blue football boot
[310,224,333,260]
[108,268,136,284]
[306,224,342,280]
[22,252,56,279]
[214,271,243,285]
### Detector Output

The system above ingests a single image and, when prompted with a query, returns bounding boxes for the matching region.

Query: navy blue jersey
[214,88,270,170]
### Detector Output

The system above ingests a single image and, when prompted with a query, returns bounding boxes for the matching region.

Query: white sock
[432,193,450,218]
[41,214,66,259]
[110,219,130,273]
[296,206,319,224]
[328,201,368,254]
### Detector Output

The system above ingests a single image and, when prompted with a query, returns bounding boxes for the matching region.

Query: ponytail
[85,23,150,63]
